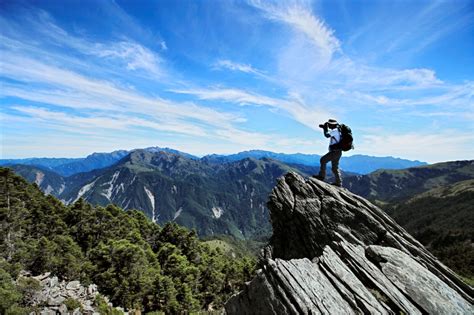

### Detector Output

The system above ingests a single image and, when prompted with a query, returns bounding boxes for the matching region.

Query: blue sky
[1,0,473,163]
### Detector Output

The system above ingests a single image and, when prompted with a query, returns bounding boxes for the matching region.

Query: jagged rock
[226,172,473,314]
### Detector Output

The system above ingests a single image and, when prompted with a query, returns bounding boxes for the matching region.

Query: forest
[0,168,256,314]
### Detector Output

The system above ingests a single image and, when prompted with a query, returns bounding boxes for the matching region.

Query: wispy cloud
[249,0,340,64]
[10,106,208,137]
[359,131,474,163]
[91,41,164,75]
[213,59,266,77]
[1,9,165,77]
[170,87,332,130]
[0,53,242,128]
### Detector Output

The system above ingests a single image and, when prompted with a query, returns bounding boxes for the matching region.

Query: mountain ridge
[345,160,474,203]
[1,147,427,176]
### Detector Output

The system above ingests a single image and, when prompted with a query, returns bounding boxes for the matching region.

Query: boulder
[226,172,473,314]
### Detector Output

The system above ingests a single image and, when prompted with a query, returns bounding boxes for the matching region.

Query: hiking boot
[331,182,342,187]
[312,175,325,181]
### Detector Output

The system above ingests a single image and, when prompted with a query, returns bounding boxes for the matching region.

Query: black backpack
[338,124,354,151]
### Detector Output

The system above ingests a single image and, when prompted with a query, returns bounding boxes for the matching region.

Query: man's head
[327,118,338,129]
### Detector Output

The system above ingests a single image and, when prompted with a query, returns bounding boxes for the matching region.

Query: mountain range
[9,150,321,239]
[6,149,470,237]
[5,149,474,279]
[1,147,426,176]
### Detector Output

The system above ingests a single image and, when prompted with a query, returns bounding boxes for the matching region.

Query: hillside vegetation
[384,179,474,280]
[0,167,256,313]
[346,160,474,202]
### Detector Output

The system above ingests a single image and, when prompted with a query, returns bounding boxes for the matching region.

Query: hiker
[314,119,344,187]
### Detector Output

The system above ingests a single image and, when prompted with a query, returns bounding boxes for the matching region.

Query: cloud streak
[170,87,332,131]
[249,0,340,64]
[213,59,266,77]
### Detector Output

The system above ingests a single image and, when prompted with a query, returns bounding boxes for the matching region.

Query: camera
[318,123,326,128]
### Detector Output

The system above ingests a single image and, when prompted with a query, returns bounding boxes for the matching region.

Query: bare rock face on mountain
[225,172,473,314]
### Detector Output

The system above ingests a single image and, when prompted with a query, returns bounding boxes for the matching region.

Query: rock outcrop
[18,272,124,315]
[225,172,473,314]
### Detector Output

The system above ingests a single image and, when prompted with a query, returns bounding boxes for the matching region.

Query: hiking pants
[318,150,342,184]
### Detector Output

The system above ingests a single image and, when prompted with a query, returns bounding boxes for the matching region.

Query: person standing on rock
[314,119,343,187]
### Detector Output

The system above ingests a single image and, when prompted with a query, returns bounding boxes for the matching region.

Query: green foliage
[94,295,124,315]
[0,167,257,313]
[16,276,40,306]
[0,266,32,315]
[385,181,474,279]
[64,297,82,312]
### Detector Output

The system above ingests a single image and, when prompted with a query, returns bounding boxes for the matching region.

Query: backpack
[338,124,354,151]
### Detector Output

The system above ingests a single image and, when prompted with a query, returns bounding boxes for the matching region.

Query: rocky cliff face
[225,172,473,314]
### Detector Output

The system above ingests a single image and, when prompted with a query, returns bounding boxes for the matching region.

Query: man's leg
[331,150,343,186]
[317,151,332,179]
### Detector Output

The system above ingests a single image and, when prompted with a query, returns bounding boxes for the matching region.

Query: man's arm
[323,123,331,138]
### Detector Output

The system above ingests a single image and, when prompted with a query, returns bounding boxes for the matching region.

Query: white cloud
[1,9,165,77]
[250,0,340,64]
[359,131,474,163]
[0,53,243,129]
[92,41,163,75]
[170,87,333,131]
[10,107,208,137]
[213,59,266,77]
[325,58,443,90]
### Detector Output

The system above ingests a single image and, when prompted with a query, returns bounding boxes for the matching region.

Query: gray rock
[34,272,51,281]
[49,286,60,298]
[72,308,82,315]
[88,284,98,295]
[367,245,473,315]
[66,280,81,290]
[40,308,55,315]
[49,276,58,288]
[225,172,473,314]
[58,304,68,315]
[48,295,65,306]
[84,304,95,313]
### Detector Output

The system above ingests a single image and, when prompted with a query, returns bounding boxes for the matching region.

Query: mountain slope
[61,150,314,239]
[345,160,474,202]
[8,164,66,196]
[0,147,196,177]
[0,167,256,313]
[384,179,474,279]
[54,150,129,176]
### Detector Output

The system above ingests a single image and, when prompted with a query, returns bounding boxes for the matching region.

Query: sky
[1,0,473,163]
